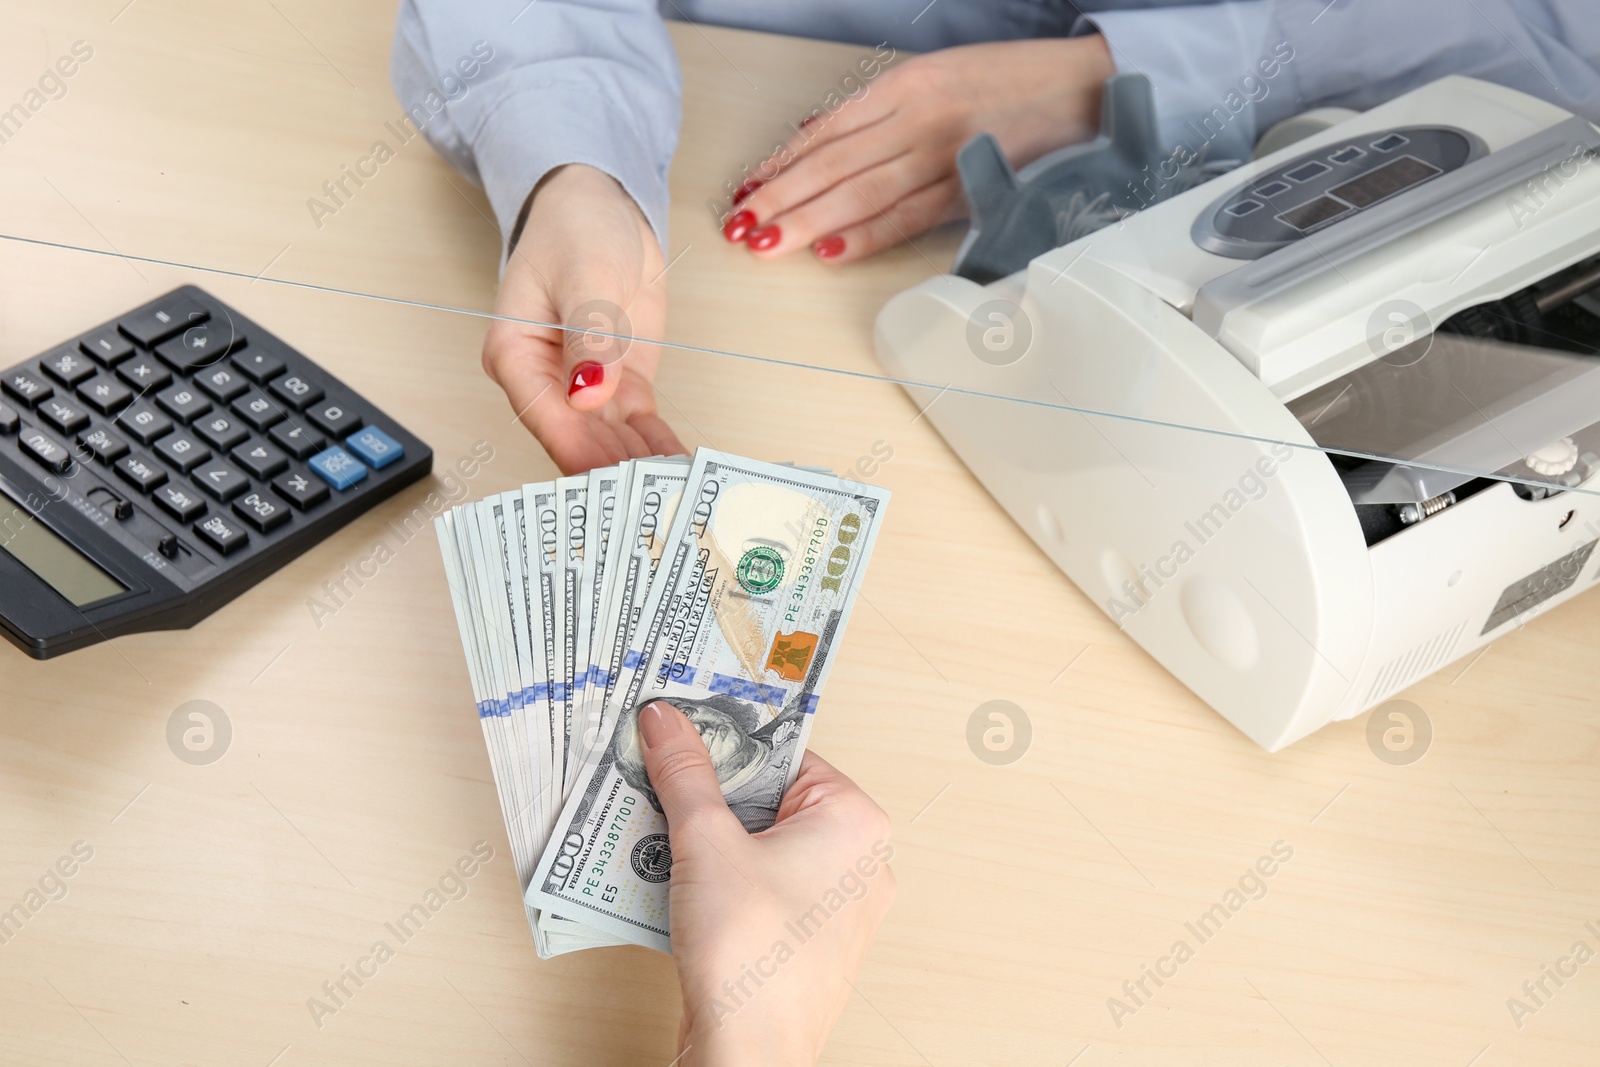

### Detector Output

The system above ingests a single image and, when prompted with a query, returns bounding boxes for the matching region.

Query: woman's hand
[484,164,685,474]
[637,700,897,1067]
[724,35,1115,263]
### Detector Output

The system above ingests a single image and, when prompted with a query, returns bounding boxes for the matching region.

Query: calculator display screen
[0,500,126,606]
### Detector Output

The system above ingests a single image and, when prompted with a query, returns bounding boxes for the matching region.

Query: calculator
[0,286,432,658]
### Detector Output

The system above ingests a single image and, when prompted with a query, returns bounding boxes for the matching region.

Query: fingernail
[723,209,756,242]
[813,235,845,260]
[746,224,781,252]
[732,177,762,205]
[799,115,816,128]
[568,360,604,396]
[639,701,681,750]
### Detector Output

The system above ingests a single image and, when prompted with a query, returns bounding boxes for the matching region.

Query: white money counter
[877,77,1600,750]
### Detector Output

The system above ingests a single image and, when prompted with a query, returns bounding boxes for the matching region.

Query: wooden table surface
[1,3,1597,1065]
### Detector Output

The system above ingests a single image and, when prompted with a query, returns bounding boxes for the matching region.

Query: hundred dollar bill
[581,457,692,770]
[557,475,590,790]
[527,451,890,951]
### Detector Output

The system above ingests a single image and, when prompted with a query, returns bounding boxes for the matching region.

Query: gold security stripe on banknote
[527,451,890,951]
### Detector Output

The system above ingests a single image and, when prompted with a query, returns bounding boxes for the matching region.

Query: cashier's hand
[638,700,897,1067]
[725,35,1115,263]
[484,164,685,475]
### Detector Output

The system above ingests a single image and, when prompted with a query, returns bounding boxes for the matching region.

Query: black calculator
[0,286,432,658]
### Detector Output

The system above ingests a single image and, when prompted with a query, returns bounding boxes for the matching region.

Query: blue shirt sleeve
[1076,0,1600,162]
[391,0,681,255]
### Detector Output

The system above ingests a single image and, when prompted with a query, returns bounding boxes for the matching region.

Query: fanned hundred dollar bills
[435,450,889,956]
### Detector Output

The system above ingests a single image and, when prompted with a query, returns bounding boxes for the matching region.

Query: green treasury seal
[735,545,785,594]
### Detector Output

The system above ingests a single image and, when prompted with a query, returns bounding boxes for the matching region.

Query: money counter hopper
[875,77,1600,750]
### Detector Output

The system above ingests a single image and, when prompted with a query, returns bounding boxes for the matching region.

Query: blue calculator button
[308,446,368,490]
[345,426,403,469]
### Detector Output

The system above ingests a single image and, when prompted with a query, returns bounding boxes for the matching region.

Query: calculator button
[0,402,18,434]
[77,426,129,464]
[154,384,212,423]
[231,439,289,479]
[78,374,134,415]
[232,350,285,383]
[307,400,362,438]
[116,402,174,445]
[345,426,404,470]
[269,373,323,411]
[115,452,168,492]
[308,446,367,490]
[79,328,135,366]
[119,296,209,347]
[232,490,291,533]
[38,398,91,436]
[272,468,330,511]
[4,369,53,407]
[41,347,97,387]
[195,364,249,402]
[232,388,287,431]
[192,461,250,502]
[19,430,72,474]
[194,513,248,555]
[154,320,245,371]
[195,413,250,451]
[154,483,207,522]
[268,421,324,460]
[116,356,172,393]
[153,431,212,473]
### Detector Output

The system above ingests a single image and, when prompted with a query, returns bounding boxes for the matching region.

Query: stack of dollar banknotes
[435,450,890,956]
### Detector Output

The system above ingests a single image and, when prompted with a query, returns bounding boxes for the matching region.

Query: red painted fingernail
[746,224,781,252]
[800,115,816,128]
[732,177,762,205]
[723,209,756,242]
[813,235,845,260]
[568,361,604,396]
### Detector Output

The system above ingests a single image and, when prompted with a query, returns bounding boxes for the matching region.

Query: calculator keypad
[195,413,250,451]
[232,350,284,383]
[153,431,212,473]
[154,322,245,371]
[0,288,422,599]
[272,468,330,510]
[117,402,174,445]
[269,421,324,460]
[5,369,53,407]
[115,452,167,492]
[155,384,212,423]
[42,348,96,387]
[196,364,249,402]
[154,483,207,522]
[77,426,129,464]
[192,460,250,502]
[232,439,289,480]
[232,389,286,431]
[117,357,171,393]
[78,374,134,415]
[39,398,91,436]
[270,373,323,411]
[80,328,134,366]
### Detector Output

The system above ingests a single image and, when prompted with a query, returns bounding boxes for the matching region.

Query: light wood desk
[1,4,1597,1064]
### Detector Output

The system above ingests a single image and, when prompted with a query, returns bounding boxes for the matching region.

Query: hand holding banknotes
[639,701,896,1067]
[484,164,684,475]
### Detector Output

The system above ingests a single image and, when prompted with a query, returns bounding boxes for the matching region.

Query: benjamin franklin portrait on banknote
[613,694,807,831]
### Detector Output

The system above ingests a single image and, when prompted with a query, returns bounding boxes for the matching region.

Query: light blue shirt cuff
[1073,1,1279,166]
[470,74,675,260]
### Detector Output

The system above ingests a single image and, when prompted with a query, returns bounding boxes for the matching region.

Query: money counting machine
[876,77,1600,750]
